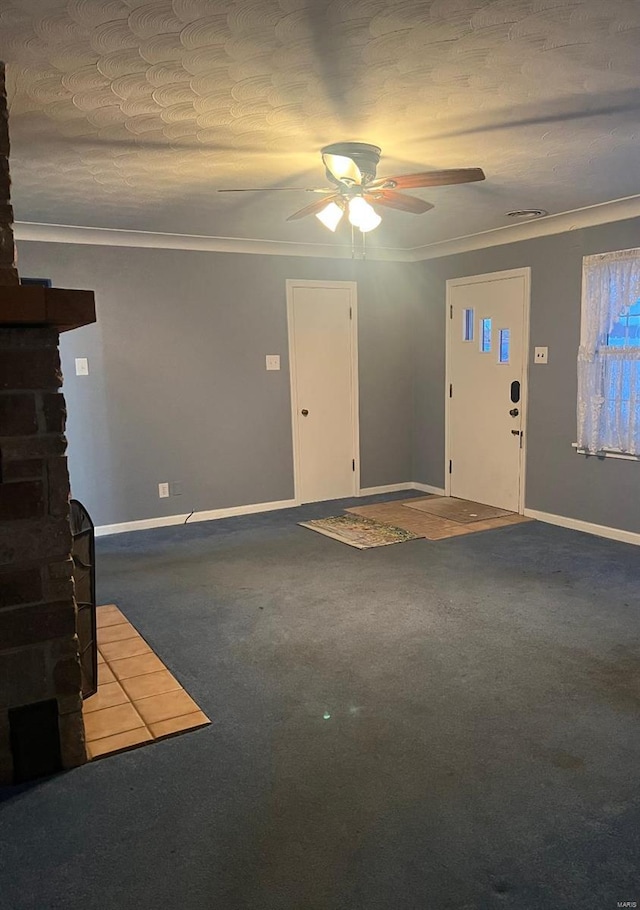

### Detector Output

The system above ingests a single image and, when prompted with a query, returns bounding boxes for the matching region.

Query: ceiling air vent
[505,209,548,219]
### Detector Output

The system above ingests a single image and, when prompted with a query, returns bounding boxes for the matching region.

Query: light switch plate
[75,357,89,375]
[534,346,548,364]
[266,354,280,371]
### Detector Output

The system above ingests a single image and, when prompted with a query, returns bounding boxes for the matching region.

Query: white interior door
[447,271,529,512]
[288,281,358,504]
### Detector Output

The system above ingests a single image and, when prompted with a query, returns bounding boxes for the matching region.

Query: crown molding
[407,194,640,261]
[14,193,640,263]
[13,221,412,261]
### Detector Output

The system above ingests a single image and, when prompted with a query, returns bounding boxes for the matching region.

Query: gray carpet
[1,491,639,910]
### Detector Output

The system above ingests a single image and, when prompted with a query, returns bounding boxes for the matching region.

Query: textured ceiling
[1,0,639,249]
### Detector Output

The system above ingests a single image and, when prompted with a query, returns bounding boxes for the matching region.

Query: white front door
[287,281,358,504]
[447,270,529,512]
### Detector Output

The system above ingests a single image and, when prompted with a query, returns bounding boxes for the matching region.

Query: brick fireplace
[0,61,96,784]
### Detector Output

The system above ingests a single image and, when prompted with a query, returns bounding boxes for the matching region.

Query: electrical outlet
[170,481,182,496]
[75,357,89,375]
[534,346,549,364]
[266,354,280,371]
[158,482,170,498]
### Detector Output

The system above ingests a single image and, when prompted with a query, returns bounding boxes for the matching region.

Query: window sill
[572,443,639,462]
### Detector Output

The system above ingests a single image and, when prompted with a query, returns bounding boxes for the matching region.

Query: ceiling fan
[218,142,485,233]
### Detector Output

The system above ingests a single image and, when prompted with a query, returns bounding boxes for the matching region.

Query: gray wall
[16,242,417,526]
[412,217,640,533]
[18,217,640,534]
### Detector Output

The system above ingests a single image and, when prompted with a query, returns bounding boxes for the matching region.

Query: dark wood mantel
[0,285,96,333]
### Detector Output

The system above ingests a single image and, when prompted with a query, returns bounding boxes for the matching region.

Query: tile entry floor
[83,604,210,760]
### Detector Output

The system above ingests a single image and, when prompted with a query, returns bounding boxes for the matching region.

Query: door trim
[444,267,531,514]
[286,279,360,506]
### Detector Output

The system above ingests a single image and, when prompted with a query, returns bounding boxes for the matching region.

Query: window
[480,318,491,353]
[578,250,640,455]
[498,329,510,364]
[463,308,474,341]
[606,299,640,348]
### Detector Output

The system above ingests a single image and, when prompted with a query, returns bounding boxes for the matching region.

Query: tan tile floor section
[83,604,209,761]
[346,498,532,541]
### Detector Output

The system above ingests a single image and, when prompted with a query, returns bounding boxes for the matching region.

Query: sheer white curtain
[577,249,640,455]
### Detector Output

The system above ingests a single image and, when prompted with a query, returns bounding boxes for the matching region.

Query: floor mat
[347,500,530,540]
[299,514,423,549]
[402,496,514,523]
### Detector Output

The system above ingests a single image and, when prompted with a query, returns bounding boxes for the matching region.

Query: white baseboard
[358,482,415,496]
[411,482,446,496]
[358,482,445,497]
[524,508,640,547]
[96,492,639,546]
[95,498,298,537]
[95,483,447,537]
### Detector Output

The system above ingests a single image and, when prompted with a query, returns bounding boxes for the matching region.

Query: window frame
[577,248,640,458]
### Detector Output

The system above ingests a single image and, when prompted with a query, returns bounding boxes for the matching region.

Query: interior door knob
[509,408,519,417]
[301,409,309,416]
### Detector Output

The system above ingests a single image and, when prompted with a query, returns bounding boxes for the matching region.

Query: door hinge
[449,459,452,474]
[450,304,453,319]
[449,383,453,398]
[352,459,355,471]
[349,307,352,320]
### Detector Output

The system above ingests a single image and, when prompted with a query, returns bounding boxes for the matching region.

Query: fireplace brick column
[0,60,96,783]
[0,328,87,781]
[0,62,18,289]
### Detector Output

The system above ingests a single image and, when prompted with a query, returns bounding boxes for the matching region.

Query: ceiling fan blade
[286,194,341,221]
[322,153,362,185]
[366,190,434,215]
[368,168,485,190]
[218,187,332,193]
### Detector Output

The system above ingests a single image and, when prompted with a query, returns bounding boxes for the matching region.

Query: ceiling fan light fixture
[321,143,381,184]
[315,200,344,232]
[358,209,382,233]
[348,196,381,232]
[322,153,362,186]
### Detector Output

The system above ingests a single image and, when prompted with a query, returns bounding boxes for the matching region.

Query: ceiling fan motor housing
[321,142,382,185]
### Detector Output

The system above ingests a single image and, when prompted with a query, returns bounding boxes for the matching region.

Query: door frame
[286,279,360,506]
[444,267,531,514]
